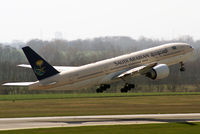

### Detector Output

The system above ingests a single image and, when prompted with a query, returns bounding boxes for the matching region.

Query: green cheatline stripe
[0,92,200,101]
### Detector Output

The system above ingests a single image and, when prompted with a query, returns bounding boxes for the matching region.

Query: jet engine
[145,64,169,80]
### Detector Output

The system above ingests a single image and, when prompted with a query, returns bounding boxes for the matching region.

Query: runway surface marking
[1,113,200,130]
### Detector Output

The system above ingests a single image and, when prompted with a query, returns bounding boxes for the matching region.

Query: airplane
[3,43,194,93]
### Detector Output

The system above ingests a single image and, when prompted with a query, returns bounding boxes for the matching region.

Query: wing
[115,63,157,79]
[18,64,78,72]
[2,82,36,86]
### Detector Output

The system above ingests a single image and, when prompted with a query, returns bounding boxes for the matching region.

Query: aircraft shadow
[47,118,199,125]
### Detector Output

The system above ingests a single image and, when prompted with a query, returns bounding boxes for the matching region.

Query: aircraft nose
[189,45,194,51]
[188,45,195,56]
[185,43,194,51]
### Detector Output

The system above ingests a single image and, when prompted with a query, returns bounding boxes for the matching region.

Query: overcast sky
[0,0,199,42]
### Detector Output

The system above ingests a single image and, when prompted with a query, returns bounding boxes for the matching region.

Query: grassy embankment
[0,92,200,118]
[0,123,200,134]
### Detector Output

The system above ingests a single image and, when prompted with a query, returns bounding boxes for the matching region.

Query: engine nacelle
[145,64,169,80]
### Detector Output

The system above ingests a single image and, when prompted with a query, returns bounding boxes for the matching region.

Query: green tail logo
[34,60,46,76]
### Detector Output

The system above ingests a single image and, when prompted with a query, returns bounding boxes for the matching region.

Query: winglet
[22,46,59,80]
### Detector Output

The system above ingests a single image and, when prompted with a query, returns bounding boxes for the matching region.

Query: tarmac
[1,113,200,130]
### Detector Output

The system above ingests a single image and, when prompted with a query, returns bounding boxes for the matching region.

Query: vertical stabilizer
[22,46,59,80]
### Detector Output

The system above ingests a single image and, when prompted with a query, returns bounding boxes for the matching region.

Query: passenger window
[172,46,176,50]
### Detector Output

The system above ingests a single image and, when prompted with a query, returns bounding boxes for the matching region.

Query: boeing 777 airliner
[3,43,194,92]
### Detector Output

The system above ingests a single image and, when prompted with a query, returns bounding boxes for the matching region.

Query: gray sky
[0,0,199,42]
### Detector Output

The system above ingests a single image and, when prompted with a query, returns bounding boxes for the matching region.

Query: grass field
[1,123,200,134]
[1,92,200,101]
[0,92,200,118]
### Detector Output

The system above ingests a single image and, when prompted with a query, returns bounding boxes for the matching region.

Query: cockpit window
[172,46,176,50]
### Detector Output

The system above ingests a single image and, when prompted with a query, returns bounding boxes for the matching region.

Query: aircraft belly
[39,75,107,90]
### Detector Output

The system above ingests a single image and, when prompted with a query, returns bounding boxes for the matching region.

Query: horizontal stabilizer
[2,82,35,86]
[18,64,78,72]
[17,64,32,68]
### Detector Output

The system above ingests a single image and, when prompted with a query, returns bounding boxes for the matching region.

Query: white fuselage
[29,43,194,90]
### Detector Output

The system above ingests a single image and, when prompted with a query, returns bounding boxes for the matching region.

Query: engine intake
[145,64,169,80]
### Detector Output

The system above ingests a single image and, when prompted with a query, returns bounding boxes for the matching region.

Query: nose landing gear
[180,62,185,72]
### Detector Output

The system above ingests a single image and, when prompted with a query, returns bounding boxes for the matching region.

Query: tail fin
[22,46,59,80]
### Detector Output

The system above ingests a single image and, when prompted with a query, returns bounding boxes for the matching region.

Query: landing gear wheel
[121,88,128,93]
[180,62,185,72]
[180,67,185,72]
[96,84,111,93]
[120,83,136,93]
[96,88,103,93]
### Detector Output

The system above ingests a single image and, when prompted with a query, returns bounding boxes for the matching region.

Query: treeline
[0,36,200,94]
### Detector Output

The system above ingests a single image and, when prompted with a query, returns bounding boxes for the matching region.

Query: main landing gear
[96,84,110,93]
[180,62,185,72]
[120,83,135,93]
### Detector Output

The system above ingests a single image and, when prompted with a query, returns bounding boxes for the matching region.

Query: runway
[1,113,200,130]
